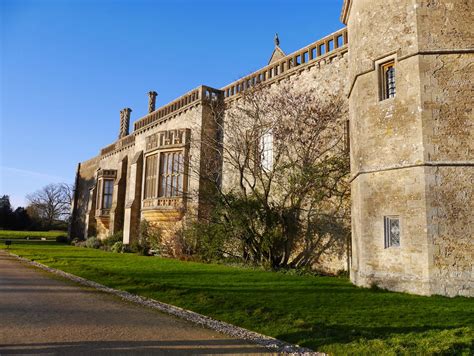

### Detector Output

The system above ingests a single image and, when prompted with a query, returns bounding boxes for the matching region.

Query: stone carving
[119,108,132,139]
[274,33,280,47]
[118,110,124,139]
[148,91,158,113]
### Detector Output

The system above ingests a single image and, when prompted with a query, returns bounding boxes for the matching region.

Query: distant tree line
[0,183,73,231]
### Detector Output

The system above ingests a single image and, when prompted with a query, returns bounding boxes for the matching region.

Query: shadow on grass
[277,324,471,351]
[0,240,65,246]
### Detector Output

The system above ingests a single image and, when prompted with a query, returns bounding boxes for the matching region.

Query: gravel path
[0,251,272,355]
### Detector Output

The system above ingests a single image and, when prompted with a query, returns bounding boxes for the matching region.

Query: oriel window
[158,151,184,197]
[102,179,114,209]
[381,61,396,100]
[144,154,158,199]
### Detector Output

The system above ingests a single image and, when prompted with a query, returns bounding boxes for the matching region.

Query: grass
[0,230,67,241]
[1,237,473,355]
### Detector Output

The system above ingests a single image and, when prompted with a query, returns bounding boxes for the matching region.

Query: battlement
[222,28,348,100]
[133,85,222,132]
[132,28,348,133]
[100,135,136,156]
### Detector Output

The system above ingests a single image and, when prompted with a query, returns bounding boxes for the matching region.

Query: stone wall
[345,0,473,296]
[415,0,474,297]
[427,167,473,296]
[350,167,431,294]
[70,156,99,239]
[221,52,350,274]
[73,89,221,247]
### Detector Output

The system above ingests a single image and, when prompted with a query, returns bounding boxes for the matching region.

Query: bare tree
[26,183,73,229]
[190,83,350,269]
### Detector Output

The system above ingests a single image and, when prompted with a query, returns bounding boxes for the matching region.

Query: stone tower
[342,0,473,296]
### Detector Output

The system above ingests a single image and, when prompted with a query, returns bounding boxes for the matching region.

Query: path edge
[4,251,321,355]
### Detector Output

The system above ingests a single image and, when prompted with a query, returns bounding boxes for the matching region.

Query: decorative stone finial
[274,33,280,47]
[148,91,158,113]
[119,108,132,139]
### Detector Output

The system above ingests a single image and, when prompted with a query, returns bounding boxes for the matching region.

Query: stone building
[70,0,473,297]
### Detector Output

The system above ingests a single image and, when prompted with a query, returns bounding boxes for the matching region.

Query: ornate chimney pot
[119,107,132,138]
[148,91,158,113]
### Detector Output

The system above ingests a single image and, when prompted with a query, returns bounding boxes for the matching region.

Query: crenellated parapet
[133,86,222,133]
[222,28,348,101]
[100,134,136,156]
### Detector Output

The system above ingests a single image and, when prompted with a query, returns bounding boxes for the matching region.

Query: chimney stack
[148,91,158,113]
[119,107,132,138]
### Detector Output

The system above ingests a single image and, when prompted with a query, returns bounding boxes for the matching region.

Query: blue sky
[1,0,344,208]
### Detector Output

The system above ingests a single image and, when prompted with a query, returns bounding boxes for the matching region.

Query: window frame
[380,60,396,101]
[384,215,401,248]
[143,149,185,202]
[144,153,159,199]
[158,150,185,198]
[94,170,116,217]
[102,179,114,209]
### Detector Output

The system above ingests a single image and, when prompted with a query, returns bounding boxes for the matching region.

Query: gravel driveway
[0,251,270,355]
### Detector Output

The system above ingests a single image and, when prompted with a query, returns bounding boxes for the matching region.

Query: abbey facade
[70,0,473,297]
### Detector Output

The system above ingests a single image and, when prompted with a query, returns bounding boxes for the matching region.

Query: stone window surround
[144,154,159,199]
[142,129,190,211]
[384,215,401,248]
[157,150,185,198]
[376,54,397,102]
[95,169,117,218]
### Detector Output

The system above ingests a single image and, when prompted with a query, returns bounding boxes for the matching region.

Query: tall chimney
[148,91,158,113]
[119,107,132,138]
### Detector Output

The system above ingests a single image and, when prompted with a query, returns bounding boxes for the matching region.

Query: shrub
[129,240,146,255]
[184,220,230,263]
[132,220,163,256]
[72,238,87,247]
[103,231,123,247]
[76,240,87,248]
[85,236,101,249]
[111,241,125,253]
[55,235,68,243]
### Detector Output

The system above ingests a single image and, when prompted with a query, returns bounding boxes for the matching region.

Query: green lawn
[0,230,66,240]
[1,239,473,355]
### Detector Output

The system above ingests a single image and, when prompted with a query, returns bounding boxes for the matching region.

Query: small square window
[380,60,396,100]
[384,216,400,248]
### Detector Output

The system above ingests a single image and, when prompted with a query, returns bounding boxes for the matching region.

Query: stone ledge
[6,251,320,356]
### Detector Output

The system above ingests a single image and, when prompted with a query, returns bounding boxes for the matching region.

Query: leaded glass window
[144,154,158,199]
[386,66,396,98]
[102,179,114,209]
[381,61,396,100]
[158,151,184,197]
[384,216,400,248]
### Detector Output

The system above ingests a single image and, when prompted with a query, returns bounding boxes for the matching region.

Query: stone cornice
[350,161,474,183]
[340,0,352,24]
